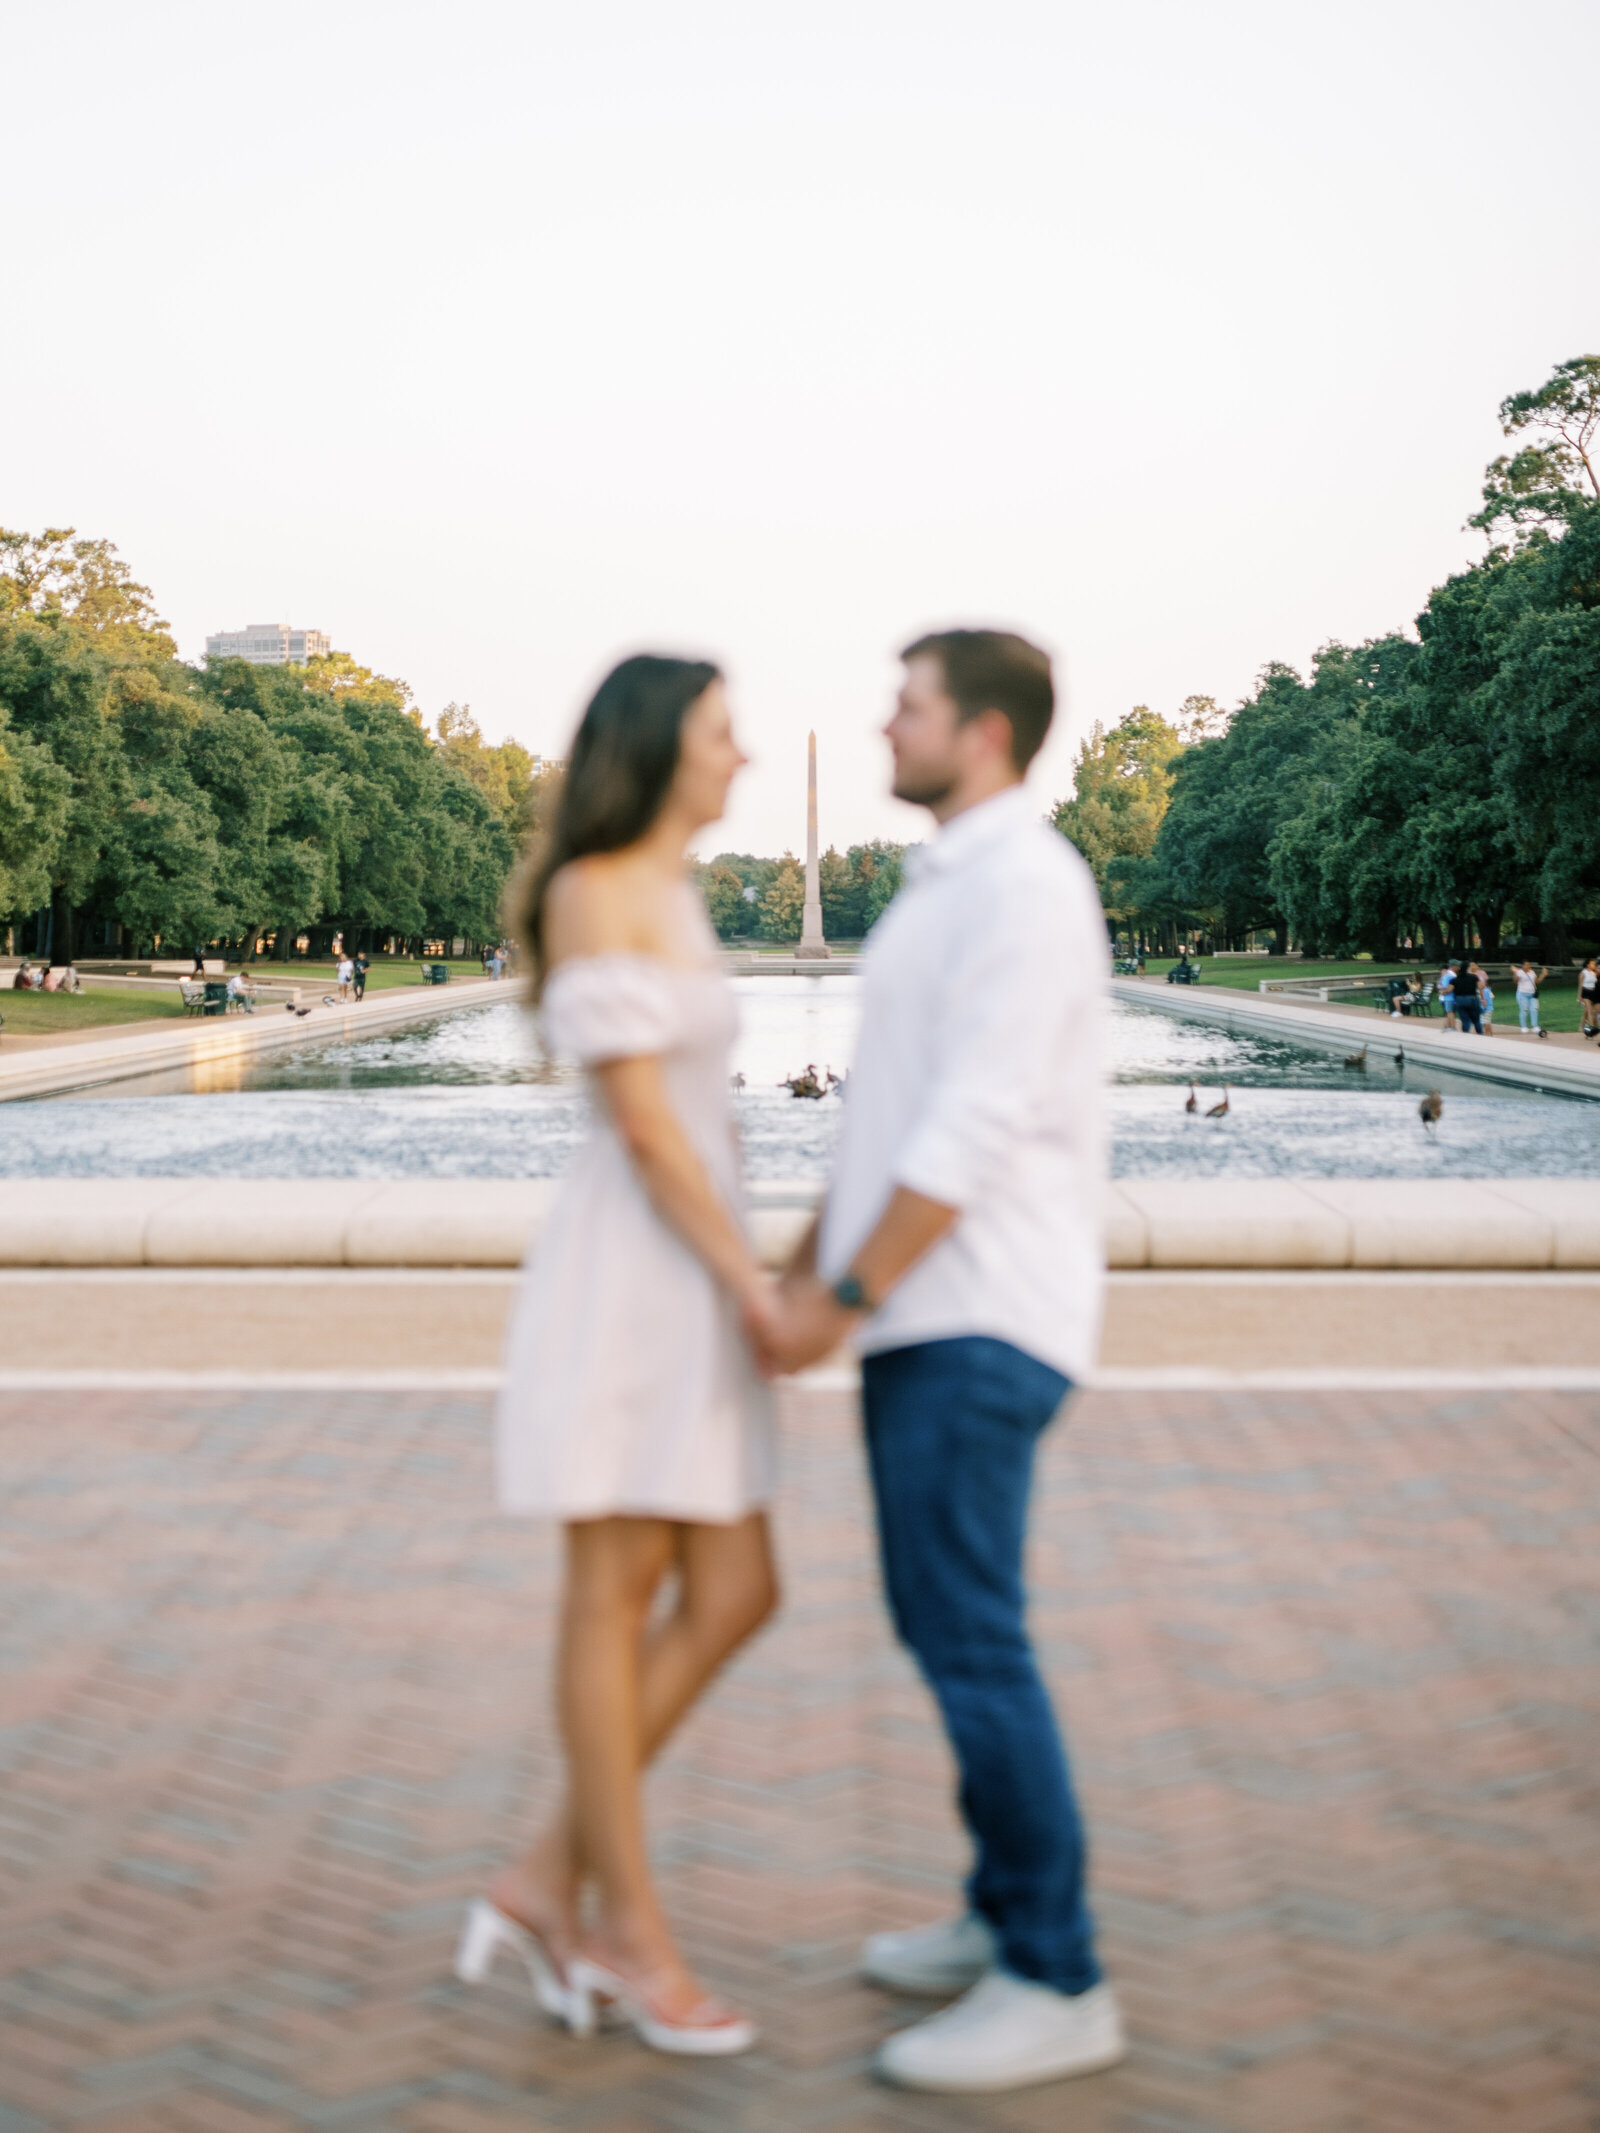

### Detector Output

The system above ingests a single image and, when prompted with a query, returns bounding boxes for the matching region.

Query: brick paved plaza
[2,1382,1597,2133]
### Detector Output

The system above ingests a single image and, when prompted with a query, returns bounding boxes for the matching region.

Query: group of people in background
[10,961,82,993]
[1386,955,1569,1036]
[1438,957,1549,1037]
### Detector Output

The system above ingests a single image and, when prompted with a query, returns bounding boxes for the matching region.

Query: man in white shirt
[761,629,1120,2093]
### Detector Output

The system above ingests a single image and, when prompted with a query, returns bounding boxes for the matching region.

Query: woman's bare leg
[491,1512,777,1993]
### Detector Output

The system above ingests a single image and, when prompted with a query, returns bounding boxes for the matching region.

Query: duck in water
[781,1064,826,1100]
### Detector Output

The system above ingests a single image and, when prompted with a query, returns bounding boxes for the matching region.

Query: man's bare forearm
[848,1185,958,1306]
[783,1213,821,1282]
[760,1185,960,1375]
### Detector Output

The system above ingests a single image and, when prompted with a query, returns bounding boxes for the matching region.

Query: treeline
[1053,358,1600,961]
[0,529,552,962]
[696,842,907,941]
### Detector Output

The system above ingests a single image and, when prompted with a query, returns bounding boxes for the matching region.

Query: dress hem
[498,1493,773,1526]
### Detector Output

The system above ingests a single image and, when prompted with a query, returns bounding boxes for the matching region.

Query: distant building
[206,623,331,666]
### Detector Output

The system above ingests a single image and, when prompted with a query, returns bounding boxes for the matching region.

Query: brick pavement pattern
[1,1384,1597,2133]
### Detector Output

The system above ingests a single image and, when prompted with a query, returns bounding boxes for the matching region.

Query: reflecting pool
[3,980,1597,1180]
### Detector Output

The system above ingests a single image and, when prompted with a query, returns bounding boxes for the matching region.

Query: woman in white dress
[455,655,777,2057]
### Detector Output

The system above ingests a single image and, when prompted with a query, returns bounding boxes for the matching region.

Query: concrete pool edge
[7,1176,1600,1270]
[1114,977,1600,1097]
[0,978,508,1103]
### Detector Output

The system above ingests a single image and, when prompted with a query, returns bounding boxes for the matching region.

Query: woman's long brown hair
[509,652,721,993]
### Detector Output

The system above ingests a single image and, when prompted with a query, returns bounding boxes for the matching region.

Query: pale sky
[6,0,1597,859]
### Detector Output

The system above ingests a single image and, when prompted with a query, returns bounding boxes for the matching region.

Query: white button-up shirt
[819,783,1108,1382]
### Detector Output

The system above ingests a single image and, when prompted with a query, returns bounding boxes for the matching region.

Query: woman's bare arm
[547,858,766,1311]
[593,1054,764,1305]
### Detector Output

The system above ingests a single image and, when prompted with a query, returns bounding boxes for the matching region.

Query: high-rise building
[205,623,331,665]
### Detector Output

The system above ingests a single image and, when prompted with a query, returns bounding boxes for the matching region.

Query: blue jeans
[1518,994,1539,1030]
[1457,995,1482,1033]
[861,1336,1101,1995]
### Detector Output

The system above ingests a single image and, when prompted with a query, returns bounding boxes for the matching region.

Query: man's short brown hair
[900,628,1054,771]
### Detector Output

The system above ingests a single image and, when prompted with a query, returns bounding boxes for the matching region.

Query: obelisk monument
[798,729,829,958]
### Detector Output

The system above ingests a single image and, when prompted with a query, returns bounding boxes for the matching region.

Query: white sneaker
[861,1912,997,1995]
[875,1971,1125,2092]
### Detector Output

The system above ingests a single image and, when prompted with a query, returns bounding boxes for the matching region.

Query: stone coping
[0,977,506,1102]
[722,953,863,975]
[1114,976,1600,1096]
[4,1175,1600,1268]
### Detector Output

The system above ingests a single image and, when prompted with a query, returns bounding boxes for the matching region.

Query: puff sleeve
[540,955,682,1064]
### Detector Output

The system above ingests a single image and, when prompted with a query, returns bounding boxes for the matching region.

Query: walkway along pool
[4,978,1600,1182]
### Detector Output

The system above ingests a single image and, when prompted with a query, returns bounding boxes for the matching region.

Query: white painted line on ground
[3,1364,1598,1395]
[1088,1367,1600,1391]
[0,1266,519,1287]
[0,1370,507,1392]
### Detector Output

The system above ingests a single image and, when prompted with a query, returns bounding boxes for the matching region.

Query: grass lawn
[249,958,495,990]
[0,986,188,1035]
[1140,957,1402,989]
[1137,957,1586,1033]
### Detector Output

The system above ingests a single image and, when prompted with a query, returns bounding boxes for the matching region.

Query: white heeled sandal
[453,1898,589,2033]
[567,1955,756,2056]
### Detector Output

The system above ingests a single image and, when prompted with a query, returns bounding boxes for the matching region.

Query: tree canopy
[695,840,907,942]
[0,529,541,962]
[1054,357,1600,961]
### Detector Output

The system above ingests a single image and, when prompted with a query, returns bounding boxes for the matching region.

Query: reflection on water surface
[4,980,1597,1181]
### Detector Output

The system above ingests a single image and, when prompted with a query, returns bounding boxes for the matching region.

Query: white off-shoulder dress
[494,944,776,1524]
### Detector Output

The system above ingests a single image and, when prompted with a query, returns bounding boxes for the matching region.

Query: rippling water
[4,979,1597,1180]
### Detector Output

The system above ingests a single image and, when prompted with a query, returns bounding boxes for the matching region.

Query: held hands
[739,1273,854,1378]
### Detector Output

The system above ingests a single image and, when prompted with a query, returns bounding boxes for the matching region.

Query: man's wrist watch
[831,1272,874,1313]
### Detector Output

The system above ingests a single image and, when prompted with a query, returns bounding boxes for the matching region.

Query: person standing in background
[1455,961,1485,1034]
[1512,959,1538,1034]
[353,951,370,1000]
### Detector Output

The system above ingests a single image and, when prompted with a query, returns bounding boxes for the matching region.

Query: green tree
[0,525,175,659]
[818,845,856,936]
[1470,356,1600,546]
[1176,694,1229,743]
[759,854,805,941]
[0,612,127,958]
[1486,500,1600,949]
[700,864,749,939]
[1149,664,1352,951]
[860,844,905,930]
[0,696,70,917]
[435,702,552,849]
[1052,707,1182,893]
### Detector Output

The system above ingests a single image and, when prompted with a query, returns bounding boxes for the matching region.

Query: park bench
[1371,980,1437,1017]
[179,981,207,1016]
